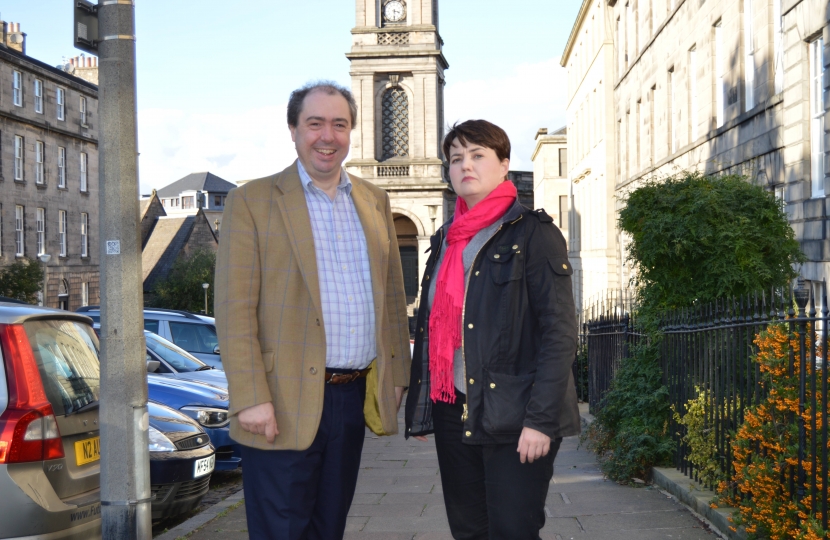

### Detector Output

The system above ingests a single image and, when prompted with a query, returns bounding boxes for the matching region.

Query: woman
[404,120,581,540]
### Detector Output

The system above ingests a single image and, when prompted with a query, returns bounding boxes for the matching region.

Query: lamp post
[202,283,210,315]
[427,205,438,234]
[38,253,51,306]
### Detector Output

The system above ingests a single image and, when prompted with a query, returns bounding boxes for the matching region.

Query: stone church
[345,0,449,309]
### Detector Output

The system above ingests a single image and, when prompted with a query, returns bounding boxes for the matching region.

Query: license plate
[75,436,100,466]
[194,454,215,478]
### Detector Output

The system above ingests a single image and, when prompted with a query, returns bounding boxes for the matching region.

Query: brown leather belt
[324,368,370,385]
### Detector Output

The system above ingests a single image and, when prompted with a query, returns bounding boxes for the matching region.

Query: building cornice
[346,49,449,69]
[0,108,98,145]
[561,0,592,67]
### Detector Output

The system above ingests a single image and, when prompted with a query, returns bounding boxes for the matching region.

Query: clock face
[384,0,406,23]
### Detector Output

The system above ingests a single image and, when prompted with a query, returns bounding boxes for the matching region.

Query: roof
[0,46,98,93]
[157,172,236,198]
[552,126,567,135]
[141,216,196,291]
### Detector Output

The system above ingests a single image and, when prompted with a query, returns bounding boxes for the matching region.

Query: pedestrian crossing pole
[74,1,151,538]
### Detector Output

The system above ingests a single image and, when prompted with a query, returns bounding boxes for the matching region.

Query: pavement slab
[173,406,723,540]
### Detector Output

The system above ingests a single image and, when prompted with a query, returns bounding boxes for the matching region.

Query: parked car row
[0,302,224,539]
[76,306,223,368]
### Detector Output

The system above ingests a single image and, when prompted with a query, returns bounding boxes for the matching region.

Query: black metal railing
[660,283,829,530]
[580,290,639,413]
[582,282,830,531]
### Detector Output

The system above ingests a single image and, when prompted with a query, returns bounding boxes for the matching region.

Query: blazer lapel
[274,161,323,318]
[350,176,389,322]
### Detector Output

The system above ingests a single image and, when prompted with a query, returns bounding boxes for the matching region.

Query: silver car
[0,303,103,540]
[77,307,222,369]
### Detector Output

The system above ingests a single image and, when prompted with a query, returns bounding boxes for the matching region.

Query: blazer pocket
[261,350,275,373]
[481,370,535,435]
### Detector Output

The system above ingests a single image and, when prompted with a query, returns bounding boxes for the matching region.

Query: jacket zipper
[460,223,503,423]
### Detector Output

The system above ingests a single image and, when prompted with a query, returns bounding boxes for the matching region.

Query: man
[215,81,411,540]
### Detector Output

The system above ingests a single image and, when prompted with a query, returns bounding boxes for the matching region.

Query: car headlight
[180,406,229,428]
[148,426,176,452]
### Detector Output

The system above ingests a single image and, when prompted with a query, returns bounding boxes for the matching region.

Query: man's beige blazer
[215,161,411,451]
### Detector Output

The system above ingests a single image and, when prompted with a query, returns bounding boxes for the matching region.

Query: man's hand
[395,386,405,411]
[237,402,279,443]
[517,426,550,464]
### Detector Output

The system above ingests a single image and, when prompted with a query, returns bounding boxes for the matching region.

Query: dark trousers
[240,376,366,540]
[432,392,561,540]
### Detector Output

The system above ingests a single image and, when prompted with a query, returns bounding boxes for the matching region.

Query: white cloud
[137,105,296,194]
[444,57,568,171]
[135,57,567,194]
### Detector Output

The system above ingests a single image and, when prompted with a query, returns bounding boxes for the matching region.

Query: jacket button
[512,244,518,249]
[418,379,421,384]
[420,327,424,333]
[474,271,480,276]
[494,254,500,259]
[425,275,429,280]
[562,263,568,270]
[310,367,317,375]
[490,383,496,389]
[467,323,474,329]
[465,431,472,437]
[469,378,474,385]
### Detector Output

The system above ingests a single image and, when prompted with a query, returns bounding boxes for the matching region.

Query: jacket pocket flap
[549,258,573,276]
[481,370,535,435]
[487,249,516,263]
[261,350,275,373]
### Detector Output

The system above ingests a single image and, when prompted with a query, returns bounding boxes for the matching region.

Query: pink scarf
[429,180,518,403]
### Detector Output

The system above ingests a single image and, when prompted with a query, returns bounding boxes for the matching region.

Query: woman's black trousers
[432,391,561,540]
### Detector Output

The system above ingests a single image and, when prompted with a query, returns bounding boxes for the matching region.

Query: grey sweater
[428,218,504,392]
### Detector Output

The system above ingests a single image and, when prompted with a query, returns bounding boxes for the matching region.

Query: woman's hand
[517,427,550,463]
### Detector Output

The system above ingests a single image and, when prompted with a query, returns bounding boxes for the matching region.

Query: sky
[5,0,582,194]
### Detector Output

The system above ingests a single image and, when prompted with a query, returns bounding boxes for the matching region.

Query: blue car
[146,373,241,471]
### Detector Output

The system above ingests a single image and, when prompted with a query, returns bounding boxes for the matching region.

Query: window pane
[143,319,160,334]
[169,322,218,354]
[24,320,100,416]
[145,332,206,372]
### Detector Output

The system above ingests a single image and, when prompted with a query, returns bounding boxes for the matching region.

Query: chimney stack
[4,22,26,55]
[73,54,99,85]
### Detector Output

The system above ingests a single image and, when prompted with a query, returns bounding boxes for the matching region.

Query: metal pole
[97,1,151,538]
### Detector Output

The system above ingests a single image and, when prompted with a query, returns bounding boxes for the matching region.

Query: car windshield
[145,332,207,372]
[169,322,218,355]
[24,320,100,416]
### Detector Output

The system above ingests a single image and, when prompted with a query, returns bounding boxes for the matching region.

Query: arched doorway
[58,278,70,311]
[394,214,419,304]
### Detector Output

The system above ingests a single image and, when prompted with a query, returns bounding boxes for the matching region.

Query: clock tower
[346,0,449,309]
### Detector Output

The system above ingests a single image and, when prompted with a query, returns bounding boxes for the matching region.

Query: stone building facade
[531,127,570,246]
[563,0,830,309]
[561,0,620,312]
[0,21,100,310]
[345,0,449,307]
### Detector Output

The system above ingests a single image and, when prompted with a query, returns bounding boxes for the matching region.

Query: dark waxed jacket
[404,202,581,444]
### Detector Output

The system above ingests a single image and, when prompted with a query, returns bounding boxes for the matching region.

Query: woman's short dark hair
[442,120,511,162]
[287,81,358,128]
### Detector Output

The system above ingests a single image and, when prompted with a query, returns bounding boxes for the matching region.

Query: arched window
[381,87,409,159]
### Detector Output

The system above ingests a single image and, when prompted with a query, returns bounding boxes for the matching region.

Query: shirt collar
[297,160,352,196]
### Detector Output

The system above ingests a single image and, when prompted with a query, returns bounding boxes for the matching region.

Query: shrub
[716,323,828,540]
[0,258,45,304]
[584,172,804,484]
[150,248,216,314]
